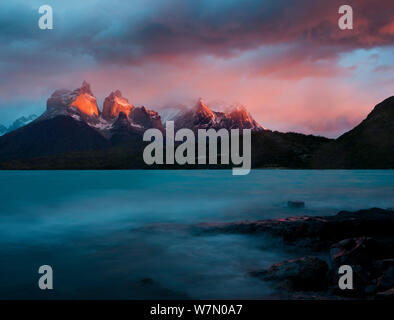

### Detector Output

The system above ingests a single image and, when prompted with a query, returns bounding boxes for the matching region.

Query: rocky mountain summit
[0,81,266,166]
[42,81,100,124]
[40,81,163,133]
[0,82,393,169]
[172,99,263,132]
[102,90,134,121]
[38,81,262,138]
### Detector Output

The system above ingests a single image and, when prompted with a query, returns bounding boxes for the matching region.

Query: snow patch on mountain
[173,99,264,131]
[0,114,38,135]
[11,83,263,140]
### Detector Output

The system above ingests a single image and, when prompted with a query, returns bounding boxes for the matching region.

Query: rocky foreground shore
[194,208,394,300]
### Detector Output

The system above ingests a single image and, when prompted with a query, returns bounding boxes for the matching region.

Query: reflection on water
[0,170,393,299]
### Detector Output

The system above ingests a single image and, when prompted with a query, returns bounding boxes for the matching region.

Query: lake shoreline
[194,208,394,300]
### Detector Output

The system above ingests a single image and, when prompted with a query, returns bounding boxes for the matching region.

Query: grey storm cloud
[0,0,393,136]
[1,0,394,69]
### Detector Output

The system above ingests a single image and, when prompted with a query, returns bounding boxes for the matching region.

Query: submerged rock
[195,208,394,299]
[373,259,394,273]
[376,288,394,300]
[287,201,305,208]
[195,208,394,249]
[376,266,394,292]
[139,278,156,286]
[252,256,328,291]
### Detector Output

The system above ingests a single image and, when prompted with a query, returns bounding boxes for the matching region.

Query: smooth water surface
[0,170,393,299]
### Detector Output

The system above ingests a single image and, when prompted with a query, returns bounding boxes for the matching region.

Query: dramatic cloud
[0,0,393,136]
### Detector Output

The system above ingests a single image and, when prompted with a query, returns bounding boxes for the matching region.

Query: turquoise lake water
[0,170,393,299]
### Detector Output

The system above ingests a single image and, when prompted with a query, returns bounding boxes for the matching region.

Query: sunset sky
[1,0,393,137]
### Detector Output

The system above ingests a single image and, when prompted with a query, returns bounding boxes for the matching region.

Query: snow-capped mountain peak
[194,99,215,120]
[42,81,100,123]
[0,114,38,135]
[172,99,263,131]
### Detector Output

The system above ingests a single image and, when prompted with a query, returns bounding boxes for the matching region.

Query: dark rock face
[252,256,328,291]
[130,107,164,132]
[110,112,145,145]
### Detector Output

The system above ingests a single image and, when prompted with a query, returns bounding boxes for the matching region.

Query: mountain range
[0,114,38,136]
[0,81,393,169]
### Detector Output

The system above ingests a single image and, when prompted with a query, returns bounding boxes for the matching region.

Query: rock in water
[330,237,384,269]
[376,288,394,300]
[251,256,328,291]
[287,201,305,208]
[376,266,394,292]
[196,208,394,249]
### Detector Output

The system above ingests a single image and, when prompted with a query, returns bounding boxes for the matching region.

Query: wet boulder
[376,266,394,292]
[373,259,394,274]
[196,208,394,250]
[330,237,384,269]
[376,288,394,300]
[252,256,328,291]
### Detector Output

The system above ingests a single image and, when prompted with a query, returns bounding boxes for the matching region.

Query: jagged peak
[225,104,264,130]
[79,81,93,95]
[102,90,133,120]
[113,90,123,98]
[133,106,160,119]
[106,90,124,99]
[227,104,252,120]
[193,98,215,119]
[70,81,99,117]
[44,81,99,120]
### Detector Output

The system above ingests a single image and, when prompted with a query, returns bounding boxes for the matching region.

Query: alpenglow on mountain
[37,81,264,137]
[0,81,265,164]
[0,81,393,170]
[171,99,263,132]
